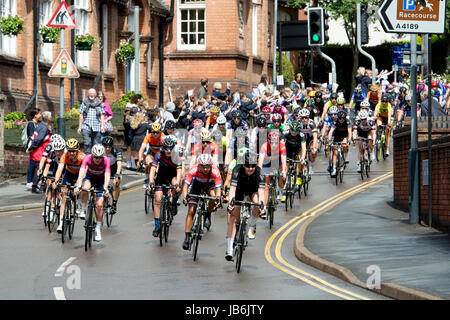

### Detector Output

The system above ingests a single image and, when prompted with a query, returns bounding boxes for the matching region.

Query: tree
[285,0,379,91]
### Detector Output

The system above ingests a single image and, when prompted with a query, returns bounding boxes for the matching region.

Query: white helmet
[197,154,213,166]
[50,134,62,143]
[360,100,370,108]
[328,106,339,114]
[299,108,310,118]
[405,94,411,101]
[358,110,369,120]
[52,138,66,151]
[91,144,105,157]
[216,115,227,125]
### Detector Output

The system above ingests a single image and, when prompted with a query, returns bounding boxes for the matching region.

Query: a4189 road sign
[378,0,447,34]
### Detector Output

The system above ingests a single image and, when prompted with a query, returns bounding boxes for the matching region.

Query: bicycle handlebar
[187,194,218,201]
[232,199,264,208]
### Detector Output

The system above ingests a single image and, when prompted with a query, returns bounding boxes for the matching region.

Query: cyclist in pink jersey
[75,144,111,242]
[270,99,288,123]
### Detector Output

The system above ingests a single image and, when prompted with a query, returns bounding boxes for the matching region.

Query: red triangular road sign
[46,1,77,28]
[48,49,79,78]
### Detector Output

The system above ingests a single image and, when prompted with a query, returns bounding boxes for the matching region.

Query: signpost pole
[273,0,278,89]
[427,34,432,228]
[357,2,376,84]
[58,27,65,138]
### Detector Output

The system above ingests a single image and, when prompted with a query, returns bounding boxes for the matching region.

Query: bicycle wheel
[69,198,76,240]
[144,190,151,214]
[376,141,382,162]
[235,219,246,273]
[159,200,166,247]
[164,202,171,243]
[192,213,202,261]
[85,204,93,251]
[335,154,340,185]
[105,196,113,228]
[382,139,387,160]
[62,200,70,243]
[360,153,365,180]
[365,152,370,178]
[284,177,290,212]
[303,166,310,196]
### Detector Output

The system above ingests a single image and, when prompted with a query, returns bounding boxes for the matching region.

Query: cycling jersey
[282,132,306,158]
[59,151,86,175]
[299,119,318,141]
[323,115,337,128]
[152,151,181,185]
[368,91,380,107]
[226,119,249,131]
[185,165,222,190]
[375,102,393,118]
[46,150,63,177]
[259,141,287,165]
[353,119,376,138]
[42,144,54,159]
[105,147,122,175]
[191,141,219,159]
[324,100,337,113]
[142,133,165,155]
[268,123,286,133]
[351,92,367,103]
[314,99,325,114]
[270,105,288,117]
[81,154,111,179]
[230,164,265,201]
[331,119,352,142]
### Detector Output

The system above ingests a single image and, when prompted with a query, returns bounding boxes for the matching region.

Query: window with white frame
[0,0,17,56]
[74,0,90,69]
[178,0,206,50]
[39,0,53,63]
[238,2,243,38]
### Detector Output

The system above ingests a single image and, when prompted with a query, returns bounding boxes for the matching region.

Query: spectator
[397,68,408,84]
[123,93,142,168]
[130,112,151,169]
[25,108,42,190]
[212,82,230,100]
[290,73,305,92]
[198,78,208,99]
[419,91,447,117]
[354,67,365,86]
[77,88,105,154]
[360,69,373,94]
[258,74,269,96]
[160,101,176,125]
[27,111,52,194]
[98,91,113,136]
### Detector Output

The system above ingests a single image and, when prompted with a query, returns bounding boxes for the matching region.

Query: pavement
[0,168,146,212]
[294,177,450,300]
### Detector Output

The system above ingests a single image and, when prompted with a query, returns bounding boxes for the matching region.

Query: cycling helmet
[216,115,227,125]
[66,138,79,150]
[235,126,248,137]
[328,106,339,114]
[308,91,316,98]
[405,94,412,101]
[370,84,379,91]
[193,119,204,128]
[243,151,258,165]
[306,99,315,108]
[289,120,300,132]
[315,91,323,98]
[360,100,370,108]
[164,120,176,129]
[274,100,282,108]
[237,147,250,158]
[151,122,162,132]
[52,138,66,151]
[200,130,212,142]
[91,144,105,157]
[431,81,438,87]
[231,110,242,119]
[256,115,267,127]
[380,94,389,102]
[101,136,114,147]
[336,97,346,105]
[261,106,270,114]
[197,154,213,166]
[358,110,369,120]
[299,108,310,118]
[330,92,338,100]
[272,113,282,121]
[418,79,425,85]
[337,110,347,120]
[354,87,362,94]
[268,131,280,143]
[399,87,407,94]
[210,106,220,114]
[161,136,175,150]
[50,134,62,143]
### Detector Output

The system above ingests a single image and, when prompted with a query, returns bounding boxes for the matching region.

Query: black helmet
[381,94,389,102]
[330,92,338,100]
[306,99,315,108]
[231,109,242,119]
[256,115,267,127]
[101,136,114,147]
[399,87,407,94]
[337,110,347,120]
[165,120,176,129]
[315,91,323,98]
[289,120,300,132]
[244,151,258,165]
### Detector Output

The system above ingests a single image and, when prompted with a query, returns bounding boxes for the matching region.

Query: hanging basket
[42,33,57,43]
[76,42,92,51]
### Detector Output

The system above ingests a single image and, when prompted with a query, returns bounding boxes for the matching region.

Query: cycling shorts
[83,174,105,197]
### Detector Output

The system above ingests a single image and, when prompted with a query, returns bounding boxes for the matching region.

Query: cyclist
[205,106,221,129]
[336,97,350,118]
[102,136,122,213]
[148,137,183,237]
[182,154,221,250]
[348,87,367,114]
[298,108,318,174]
[431,81,445,107]
[321,92,338,122]
[281,120,307,200]
[258,131,287,205]
[75,144,111,242]
[226,110,249,140]
[268,113,286,133]
[251,115,268,155]
[261,105,272,126]
[373,94,393,156]
[137,122,165,176]
[305,99,321,127]
[313,91,325,117]
[190,130,219,168]
[394,87,408,126]
[186,119,205,156]
[367,84,381,111]
[225,151,265,261]
[163,120,176,136]
[270,99,288,124]
[225,126,251,167]
[352,110,376,172]
[37,134,63,178]
[43,138,66,225]
[328,110,352,177]
[52,138,85,233]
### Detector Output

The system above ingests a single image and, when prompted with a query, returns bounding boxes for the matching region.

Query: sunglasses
[68,150,77,153]
[199,165,211,169]
[244,164,256,168]
[301,117,309,119]
[94,156,103,160]
[202,141,211,144]
[163,147,174,151]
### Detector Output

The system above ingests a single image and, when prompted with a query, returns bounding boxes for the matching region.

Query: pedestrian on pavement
[360,69,372,94]
[98,91,113,136]
[354,67,365,87]
[130,111,151,169]
[419,91,447,117]
[198,78,208,99]
[77,88,105,154]
[290,73,305,92]
[27,111,52,194]
[123,93,143,168]
[25,108,42,190]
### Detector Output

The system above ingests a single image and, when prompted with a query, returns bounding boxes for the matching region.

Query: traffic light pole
[316,47,336,91]
[272,0,278,89]
[356,2,376,85]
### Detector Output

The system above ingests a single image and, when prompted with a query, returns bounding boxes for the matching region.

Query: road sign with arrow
[378,0,446,34]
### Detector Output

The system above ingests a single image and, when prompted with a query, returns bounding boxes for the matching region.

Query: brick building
[0,0,300,116]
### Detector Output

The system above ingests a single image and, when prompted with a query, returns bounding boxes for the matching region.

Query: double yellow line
[265,171,393,300]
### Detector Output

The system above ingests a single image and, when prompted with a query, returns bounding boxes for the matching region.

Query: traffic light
[360,4,369,45]
[308,7,325,46]
[323,10,330,44]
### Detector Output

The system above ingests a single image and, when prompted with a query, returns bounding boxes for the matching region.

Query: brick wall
[3,145,28,175]
[393,127,450,232]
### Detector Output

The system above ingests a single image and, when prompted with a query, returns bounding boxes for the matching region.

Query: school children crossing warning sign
[48,49,79,78]
[46,1,77,28]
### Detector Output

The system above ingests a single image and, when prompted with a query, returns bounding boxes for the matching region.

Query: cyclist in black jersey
[226,151,265,261]
[102,136,123,213]
[282,120,307,190]
[148,136,182,237]
[298,108,319,173]
[328,110,352,177]
[251,115,268,154]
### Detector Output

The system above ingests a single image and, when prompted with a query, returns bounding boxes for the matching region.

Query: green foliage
[115,42,135,65]
[39,25,60,43]
[4,111,26,122]
[276,52,295,86]
[74,34,96,47]
[111,91,147,111]
[0,15,24,36]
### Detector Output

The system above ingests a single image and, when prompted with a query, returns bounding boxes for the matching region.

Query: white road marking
[55,257,77,277]
[53,287,66,300]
